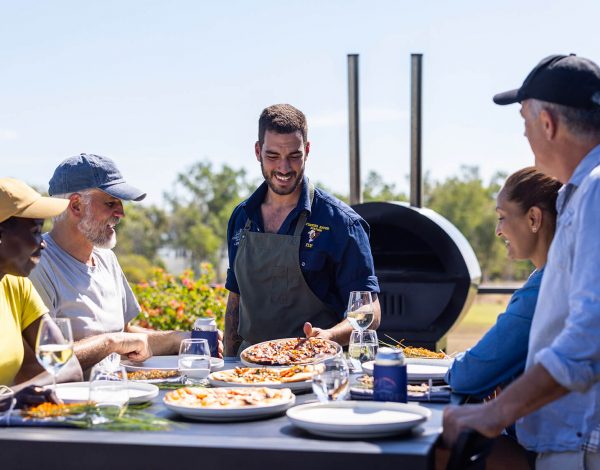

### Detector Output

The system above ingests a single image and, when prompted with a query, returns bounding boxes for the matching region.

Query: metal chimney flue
[348,54,362,205]
[410,53,423,208]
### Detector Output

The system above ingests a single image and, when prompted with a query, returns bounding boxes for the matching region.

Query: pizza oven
[352,201,481,351]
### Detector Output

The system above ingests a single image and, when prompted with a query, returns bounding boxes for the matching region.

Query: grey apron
[234,184,339,351]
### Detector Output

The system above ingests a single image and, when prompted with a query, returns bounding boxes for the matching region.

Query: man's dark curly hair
[258,104,308,145]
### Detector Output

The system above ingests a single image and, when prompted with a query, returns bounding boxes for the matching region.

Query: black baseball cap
[493,54,600,109]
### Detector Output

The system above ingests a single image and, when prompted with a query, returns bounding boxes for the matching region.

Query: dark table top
[0,362,454,470]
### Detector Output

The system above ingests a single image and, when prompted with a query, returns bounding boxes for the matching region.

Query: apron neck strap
[293,181,315,236]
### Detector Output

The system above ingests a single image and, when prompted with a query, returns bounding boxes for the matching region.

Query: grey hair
[528,98,600,138]
[51,190,94,223]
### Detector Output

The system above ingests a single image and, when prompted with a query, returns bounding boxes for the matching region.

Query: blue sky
[2,0,599,205]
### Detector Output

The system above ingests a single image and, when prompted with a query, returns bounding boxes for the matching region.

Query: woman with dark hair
[445,167,562,398]
[0,178,82,392]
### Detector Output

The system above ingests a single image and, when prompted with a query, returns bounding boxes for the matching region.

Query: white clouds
[0,129,18,141]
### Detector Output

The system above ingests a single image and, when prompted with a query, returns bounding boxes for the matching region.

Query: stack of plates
[361,361,449,382]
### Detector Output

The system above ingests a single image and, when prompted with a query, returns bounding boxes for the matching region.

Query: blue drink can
[191,318,218,357]
[373,347,407,403]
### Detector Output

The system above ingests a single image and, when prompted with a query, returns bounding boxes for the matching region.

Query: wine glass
[311,354,350,403]
[346,291,375,332]
[178,338,211,385]
[35,317,74,391]
[88,364,129,425]
[348,329,378,368]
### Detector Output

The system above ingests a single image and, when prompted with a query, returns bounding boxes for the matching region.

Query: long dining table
[0,360,456,470]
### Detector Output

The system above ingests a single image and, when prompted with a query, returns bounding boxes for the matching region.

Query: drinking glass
[348,329,378,365]
[0,386,16,425]
[311,354,350,402]
[178,338,211,385]
[88,364,129,425]
[35,317,74,391]
[346,291,375,333]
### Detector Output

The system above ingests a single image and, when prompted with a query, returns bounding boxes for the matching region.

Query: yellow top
[0,275,47,385]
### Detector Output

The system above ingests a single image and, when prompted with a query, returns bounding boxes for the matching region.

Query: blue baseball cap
[48,153,146,201]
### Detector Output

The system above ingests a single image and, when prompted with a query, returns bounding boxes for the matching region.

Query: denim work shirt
[226,177,380,319]
[446,268,544,398]
[517,145,600,453]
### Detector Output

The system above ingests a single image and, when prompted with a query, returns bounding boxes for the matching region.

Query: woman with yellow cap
[0,178,82,394]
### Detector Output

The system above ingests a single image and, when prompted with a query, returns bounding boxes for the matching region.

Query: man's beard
[260,158,304,196]
[78,208,119,249]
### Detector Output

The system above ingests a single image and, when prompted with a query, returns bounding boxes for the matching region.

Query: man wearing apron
[224,104,381,356]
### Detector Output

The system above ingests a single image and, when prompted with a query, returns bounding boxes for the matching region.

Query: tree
[362,170,407,202]
[114,203,169,264]
[424,166,507,281]
[164,161,252,276]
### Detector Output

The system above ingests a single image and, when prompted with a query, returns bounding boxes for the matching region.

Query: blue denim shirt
[517,145,600,453]
[225,177,379,319]
[446,268,544,398]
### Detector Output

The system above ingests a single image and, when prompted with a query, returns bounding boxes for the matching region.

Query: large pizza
[164,386,293,408]
[210,365,315,385]
[241,337,341,366]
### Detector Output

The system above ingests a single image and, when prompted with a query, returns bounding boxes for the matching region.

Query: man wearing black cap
[29,154,194,369]
[444,55,600,468]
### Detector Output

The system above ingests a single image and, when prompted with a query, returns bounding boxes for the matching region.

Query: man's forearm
[126,324,187,355]
[491,363,569,427]
[225,292,242,356]
[72,334,119,370]
[323,319,354,346]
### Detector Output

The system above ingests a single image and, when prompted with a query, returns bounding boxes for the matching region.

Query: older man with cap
[443,54,600,469]
[29,154,197,370]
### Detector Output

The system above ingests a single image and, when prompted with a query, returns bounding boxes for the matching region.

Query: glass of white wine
[35,317,74,391]
[348,329,378,365]
[346,291,375,335]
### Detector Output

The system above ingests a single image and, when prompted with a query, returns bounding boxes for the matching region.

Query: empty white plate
[54,382,159,404]
[287,401,431,438]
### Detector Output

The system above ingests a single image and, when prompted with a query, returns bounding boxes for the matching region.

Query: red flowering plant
[131,263,227,331]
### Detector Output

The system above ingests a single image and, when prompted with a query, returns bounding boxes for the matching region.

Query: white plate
[287,401,431,438]
[240,338,342,367]
[361,361,449,381]
[54,382,159,404]
[121,355,225,372]
[163,389,296,422]
[208,371,313,393]
[405,357,454,367]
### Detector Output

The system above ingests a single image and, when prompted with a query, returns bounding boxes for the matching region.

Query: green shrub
[130,263,226,331]
[120,254,163,284]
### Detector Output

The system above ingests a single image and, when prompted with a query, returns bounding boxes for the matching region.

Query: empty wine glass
[35,317,74,391]
[311,354,350,402]
[178,338,211,385]
[88,364,129,425]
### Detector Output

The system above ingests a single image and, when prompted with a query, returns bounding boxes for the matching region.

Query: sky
[2,0,600,206]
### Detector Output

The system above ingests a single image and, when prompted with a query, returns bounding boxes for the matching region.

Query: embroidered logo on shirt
[305,223,329,248]
[233,228,243,246]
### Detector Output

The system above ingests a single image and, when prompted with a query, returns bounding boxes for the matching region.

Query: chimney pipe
[348,54,362,205]
[410,53,423,208]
